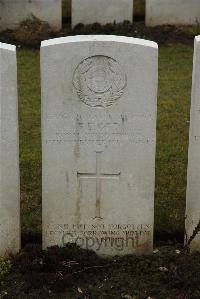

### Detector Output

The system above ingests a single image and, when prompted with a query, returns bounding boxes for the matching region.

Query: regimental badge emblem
[73,55,127,108]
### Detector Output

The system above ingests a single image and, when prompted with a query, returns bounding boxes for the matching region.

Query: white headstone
[146,0,200,26]
[72,0,133,28]
[186,36,200,251]
[0,43,20,255]
[41,35,158,256]
[0,0,62,32]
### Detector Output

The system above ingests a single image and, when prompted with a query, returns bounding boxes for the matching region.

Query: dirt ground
[0,241,199,299]
[0,18,198,48]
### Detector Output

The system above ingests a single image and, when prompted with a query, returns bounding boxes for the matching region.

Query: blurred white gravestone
[186,36,200,251]
[41,35,158,256]
[146,0,200,26]
[0,0,62,32]
[72,0,133,27]
[0,43,20,255]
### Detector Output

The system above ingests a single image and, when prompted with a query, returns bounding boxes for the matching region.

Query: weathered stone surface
[0,0,62,32]
[41,35,158,256]
[0,43,20,255]
[72,0,133,27]
[186,36,200,251]
[146,0,200,26]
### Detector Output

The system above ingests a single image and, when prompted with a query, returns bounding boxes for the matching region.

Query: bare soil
[0,242,200,299]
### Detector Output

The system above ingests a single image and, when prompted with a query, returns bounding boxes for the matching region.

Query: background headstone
[0,0,62,32]
[41,35,158,256]
[64,0,143,20]
[72,0,134,28]
[186,36,200,251]
[146,0,200,26]
[0,43,20,255]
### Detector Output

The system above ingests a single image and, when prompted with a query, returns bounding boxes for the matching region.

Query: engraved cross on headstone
[77,152,120,219]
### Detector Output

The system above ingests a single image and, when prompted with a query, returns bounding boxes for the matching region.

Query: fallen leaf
[159,266,169,272]
[78,287,83,293]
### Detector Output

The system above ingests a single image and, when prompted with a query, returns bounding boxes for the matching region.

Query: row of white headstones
[1,0,200,32]
[0,35,199,257]
[73,0,200,27]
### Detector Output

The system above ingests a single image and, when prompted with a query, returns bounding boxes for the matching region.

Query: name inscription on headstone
[46,114,154,146]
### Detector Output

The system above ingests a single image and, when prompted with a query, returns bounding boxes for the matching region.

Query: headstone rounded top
[41,35,158,49]
[0,42,15,51]
[195,35,200,43]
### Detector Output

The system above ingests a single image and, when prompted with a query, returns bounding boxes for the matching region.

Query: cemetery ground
[1,21,200,298]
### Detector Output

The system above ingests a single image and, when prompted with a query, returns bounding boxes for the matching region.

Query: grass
[17,50,41,236]
[17,44,193,237]
[156,45,193,233]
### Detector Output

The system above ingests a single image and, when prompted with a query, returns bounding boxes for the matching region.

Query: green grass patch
[17,50,41,236]
[156,45,193,233]
[17,44,193,236]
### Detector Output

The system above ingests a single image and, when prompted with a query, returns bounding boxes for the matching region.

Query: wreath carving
[73,55,127,108]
